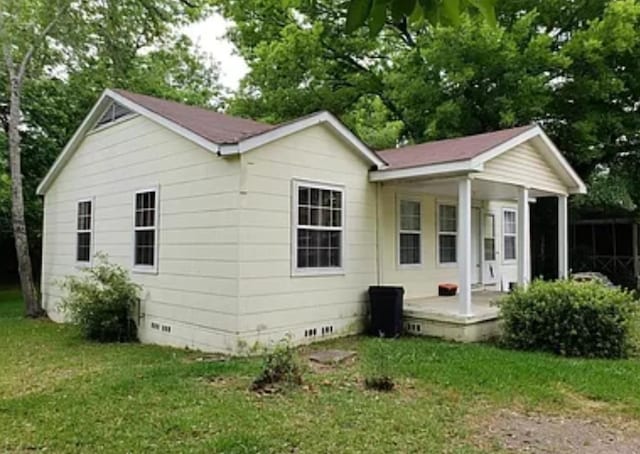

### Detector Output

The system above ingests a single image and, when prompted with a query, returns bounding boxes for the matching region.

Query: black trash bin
[368,286,404,337]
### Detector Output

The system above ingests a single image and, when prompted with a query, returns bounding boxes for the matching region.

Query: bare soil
[484,410,640,453]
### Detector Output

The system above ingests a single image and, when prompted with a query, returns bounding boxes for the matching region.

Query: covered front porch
[370,125,586,341]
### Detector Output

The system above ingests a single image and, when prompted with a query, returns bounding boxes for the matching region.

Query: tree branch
[16,2,70,84]
[393,18,416,48]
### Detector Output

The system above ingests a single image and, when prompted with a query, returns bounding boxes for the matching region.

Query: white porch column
[558,194,568,279]
[458,178,472,315]
[517,187,531,287]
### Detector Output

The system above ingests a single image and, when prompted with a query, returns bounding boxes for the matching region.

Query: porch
[403,291,504,342]
[369,125,586,342]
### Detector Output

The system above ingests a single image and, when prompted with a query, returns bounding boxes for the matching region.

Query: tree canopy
[0,0,222,283]
[220,0,640,213]
[345,0,497,35]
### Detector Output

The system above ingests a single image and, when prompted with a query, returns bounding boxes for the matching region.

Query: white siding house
[38,89,586,352]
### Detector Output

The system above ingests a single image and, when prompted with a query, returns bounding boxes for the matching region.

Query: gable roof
[113,89,275,144]
[375,125,535,170]
[36,89,385,195]
[371,124,587,194]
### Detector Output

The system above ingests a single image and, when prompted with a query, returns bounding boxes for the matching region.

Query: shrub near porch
[500,280,640,358]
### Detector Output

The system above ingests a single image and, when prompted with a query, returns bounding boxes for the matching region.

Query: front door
[471,208,481,284]
[482,212,498,285]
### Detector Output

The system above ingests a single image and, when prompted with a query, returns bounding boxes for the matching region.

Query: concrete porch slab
[403,291,505,342]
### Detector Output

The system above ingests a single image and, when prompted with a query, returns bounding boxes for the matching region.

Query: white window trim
[291,179,345,277]
[502,208,517,264]
[75,197,94,267]
[437,201,458,267]
[132,186,160,274]
[397,196,422,269]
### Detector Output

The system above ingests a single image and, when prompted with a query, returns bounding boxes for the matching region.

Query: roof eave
[369,160,482,182]
[37,89,225,196]
[217,111,387,168]
[37,90,113,195]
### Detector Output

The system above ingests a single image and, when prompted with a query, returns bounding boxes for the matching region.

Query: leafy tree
[222,0,640,213]
[0,0,219,315]
[345,0,497,35]
[0,0,74,316]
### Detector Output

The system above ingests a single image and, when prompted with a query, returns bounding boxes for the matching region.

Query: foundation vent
[161,324,172,333]
[151,322,160,330]
[321,325,334,336]
[304,328,318,338]
[406,323,421,334]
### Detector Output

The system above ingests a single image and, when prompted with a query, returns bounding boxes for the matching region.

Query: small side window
[76,200,93,263]
[134,189,158,271]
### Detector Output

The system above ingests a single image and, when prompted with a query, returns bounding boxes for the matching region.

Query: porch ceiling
[387,177,556,200]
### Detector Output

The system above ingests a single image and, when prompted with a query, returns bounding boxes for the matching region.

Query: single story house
[38,89,586,353]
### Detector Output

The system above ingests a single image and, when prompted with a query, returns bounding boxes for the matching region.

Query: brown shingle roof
[375,125,536,170]
[113,89,275,144]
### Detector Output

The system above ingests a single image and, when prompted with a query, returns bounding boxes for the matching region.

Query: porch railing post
[458,178,472,315]
[517,186,531,287]
[558,194,568,279]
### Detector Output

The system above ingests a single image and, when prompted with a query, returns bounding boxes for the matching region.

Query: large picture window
[438,204,457,264]
[398,199,421,266]
[503,209,517,261]
[76,199,92,263]
[293,181,344,273]
[134,189,158,270]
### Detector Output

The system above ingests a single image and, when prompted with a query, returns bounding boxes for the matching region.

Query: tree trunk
[8,76,41,317]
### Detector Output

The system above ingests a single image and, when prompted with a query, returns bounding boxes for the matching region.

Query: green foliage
[500,279,640,358]
[251,336,303,391]
[58,254,141,342]
[0,0,221,273]
[572,169,637,213]
[345,0,497,35]
[223,0,640,213]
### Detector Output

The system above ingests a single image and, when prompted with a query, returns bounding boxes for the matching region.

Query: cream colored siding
[41,115,241,353]
[478,141,567,194]
[236,124,377,347]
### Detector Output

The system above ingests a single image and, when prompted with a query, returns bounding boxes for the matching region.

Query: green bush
[500,279,640,358]
[58,254,141,342]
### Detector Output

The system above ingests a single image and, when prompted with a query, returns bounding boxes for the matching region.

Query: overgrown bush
[362,337,395,391]
[500,279,640,358]
[251,337,303,392]
[58,254,141,342]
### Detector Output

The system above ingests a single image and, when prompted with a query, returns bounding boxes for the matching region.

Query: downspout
[375,182,384,286]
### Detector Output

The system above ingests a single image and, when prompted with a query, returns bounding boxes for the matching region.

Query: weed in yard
[362,336,396,392]
[251,335,303,392]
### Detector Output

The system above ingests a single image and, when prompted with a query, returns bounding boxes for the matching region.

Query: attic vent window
[95,102,133,129]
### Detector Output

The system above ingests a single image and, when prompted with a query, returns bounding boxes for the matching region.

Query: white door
[482,212,498,285]
[471,208,481,284]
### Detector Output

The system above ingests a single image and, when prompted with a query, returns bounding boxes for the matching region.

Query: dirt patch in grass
[482,410,640,453]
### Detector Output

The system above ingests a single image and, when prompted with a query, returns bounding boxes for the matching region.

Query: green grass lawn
[3,289,640,453]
